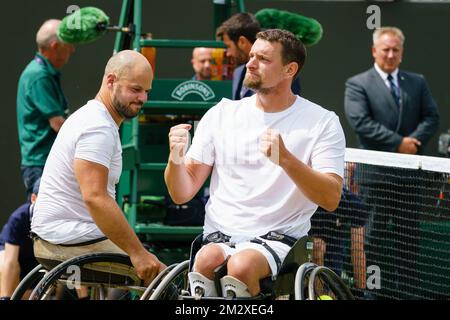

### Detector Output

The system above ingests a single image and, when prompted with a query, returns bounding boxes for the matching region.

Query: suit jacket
[232,64,301,100]
[344,67,439,153]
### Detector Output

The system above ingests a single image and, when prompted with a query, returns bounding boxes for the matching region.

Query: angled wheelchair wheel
[148,260,190,300]
[11,264,47,300]
[140,263,178,300]
[307,266,355,300]
[29,253,145,300]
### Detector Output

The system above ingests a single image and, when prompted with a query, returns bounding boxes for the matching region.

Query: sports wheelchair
[12,252,146,300]
[140,234,355,300]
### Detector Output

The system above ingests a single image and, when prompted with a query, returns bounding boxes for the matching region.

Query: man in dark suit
[344,27,440,298]
[216,13,300,100]
[344,27,439,155]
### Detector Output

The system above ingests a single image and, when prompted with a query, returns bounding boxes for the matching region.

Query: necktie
[387,74,401,107]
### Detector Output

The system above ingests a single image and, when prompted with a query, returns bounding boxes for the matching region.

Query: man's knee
[227,249,269,283]
[193,243,226,279]
[226,250,270,297]
[227,256,253,282]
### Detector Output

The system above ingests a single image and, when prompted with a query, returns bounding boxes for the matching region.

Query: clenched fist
[168,124,191,164]
[130,251,165,286]
[259,129,288,165]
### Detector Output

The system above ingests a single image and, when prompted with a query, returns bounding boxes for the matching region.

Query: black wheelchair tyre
[11,264,46,300]
[308,266,355,300]
[29,252,144,300]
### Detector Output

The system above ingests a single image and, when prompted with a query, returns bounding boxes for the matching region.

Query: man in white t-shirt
[165,29,346,298]
[31,50,164,284]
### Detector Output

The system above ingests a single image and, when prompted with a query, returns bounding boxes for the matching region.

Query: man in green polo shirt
[17,19,75,201]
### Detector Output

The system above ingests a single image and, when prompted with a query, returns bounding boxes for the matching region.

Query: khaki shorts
[33,237,126,270]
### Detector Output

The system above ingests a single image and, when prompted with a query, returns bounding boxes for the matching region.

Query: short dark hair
[256,29,307,79]
[216,13,261,44]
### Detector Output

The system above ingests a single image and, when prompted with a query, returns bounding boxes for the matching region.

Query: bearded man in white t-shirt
[31,50,164,284]
[165,29,346,298]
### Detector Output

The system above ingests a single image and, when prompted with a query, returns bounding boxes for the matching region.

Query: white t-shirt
[186,95,345,239]
[32,100,122,244]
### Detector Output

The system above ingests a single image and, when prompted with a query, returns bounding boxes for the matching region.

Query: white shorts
[196,237,291,277]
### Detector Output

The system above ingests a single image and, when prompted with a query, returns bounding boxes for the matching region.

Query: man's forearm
[280,152,342,211]
[0,261,20,296]
[85,195,146,257]
[164,158,197,204]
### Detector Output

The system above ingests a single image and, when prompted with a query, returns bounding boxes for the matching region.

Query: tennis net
[310,148,450,299]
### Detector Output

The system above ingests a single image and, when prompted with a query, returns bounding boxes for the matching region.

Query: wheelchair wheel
[148,260,189,300]
[294,262,317,300]
[307,266,355,300]
[11,264,47,300]
[140,263,178,300]
[29,253,145,300]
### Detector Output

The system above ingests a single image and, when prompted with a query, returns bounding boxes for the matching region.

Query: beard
[243,72,275,95]
[112,95,142,119]
[235,47,249,65]
[199,69,211,80]
[243,72,274,95]
[243,72,262,90]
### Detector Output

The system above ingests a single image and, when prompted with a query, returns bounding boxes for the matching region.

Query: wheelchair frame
[13,252,146,300]
[141,235,355,300]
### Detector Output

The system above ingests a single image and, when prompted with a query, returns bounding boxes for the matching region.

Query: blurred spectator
[191,47,213,80]
[0,179,40,300]
[311,188,369,290]
[17,19,75,201]
[344,26,439,155]
[310,163,369,294]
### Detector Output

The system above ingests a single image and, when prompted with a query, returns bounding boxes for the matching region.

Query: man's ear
[237,35,252,52]
[285,62,299,79]
[106,73,117,88]
[49,40,59,50]
[371,46,377,59]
